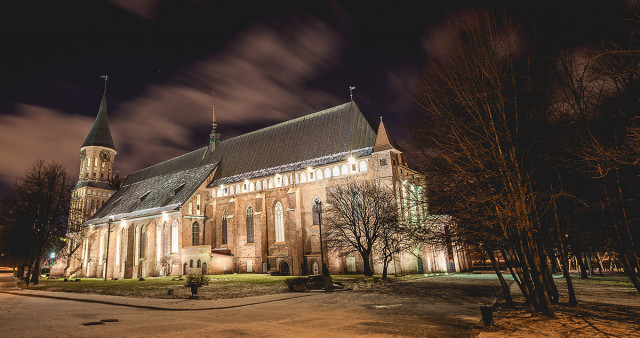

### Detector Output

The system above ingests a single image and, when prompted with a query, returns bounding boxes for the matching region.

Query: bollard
[480,305,493,327]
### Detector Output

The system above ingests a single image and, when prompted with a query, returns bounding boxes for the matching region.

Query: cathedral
[58,83,471,279]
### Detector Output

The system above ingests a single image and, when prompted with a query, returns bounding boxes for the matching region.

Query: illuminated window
[256,180,262,190]
[341,164,349,175]
[246,206,254,243]
[300,172,307,183]
[283,175,289,186]
[275,202,284,242]
[268,178,274,188]
[316,169,323,180]
[359,160,368,172]
[140,225,146,259]
[333,166,340,177]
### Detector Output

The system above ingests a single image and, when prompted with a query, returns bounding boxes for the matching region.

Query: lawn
[19,273,430,300]
[20,274,293,300]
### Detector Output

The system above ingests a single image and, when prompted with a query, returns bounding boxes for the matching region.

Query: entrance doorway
[312,261,319,275]
[202,262,207,275]
[279,261,290,276]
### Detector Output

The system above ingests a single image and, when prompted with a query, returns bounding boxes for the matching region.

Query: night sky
[0,0,632,195]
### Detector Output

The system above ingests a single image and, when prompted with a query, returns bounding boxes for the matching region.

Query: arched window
[246,206,254,243]
[262,179,267,189]
[197,259,202,268]
[236,184,241,194]
[295,173,299,184]
[230,185,234,195]
[300,172,307,183]
[171,220,179,253]
[250,182,255,191]
[196,194,201,215]
[312,198,322,225]
[359,160,368,171]
[163,222,169,257]
[192,222,200,246]
[341,164,349,175]
[275,202,285,242]
[217,188,223,197]
[188,202,193,215]
[333,166,340,177]
[268,178,274,188]
[276,176,282,187]
[190,259,194,268]
[222,211,228,245]
[140,225,146,259]
[90,199,95,210]
[324,168,331,178]
[283,175,289,186]
[316,169,323,180]
[256,180,262,190]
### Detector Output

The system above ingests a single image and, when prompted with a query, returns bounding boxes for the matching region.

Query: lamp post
[104,216,114,281]
[317,201,326,277]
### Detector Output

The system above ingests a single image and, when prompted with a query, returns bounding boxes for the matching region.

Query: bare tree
[0,160,72,285]
[324,180,398,276]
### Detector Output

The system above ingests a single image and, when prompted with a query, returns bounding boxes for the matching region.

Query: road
[0,268,497,337]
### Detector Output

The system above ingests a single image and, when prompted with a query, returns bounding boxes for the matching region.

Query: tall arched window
[312,198,322,225]
[316,169,323,180]
[171,220,179,253]
[246,206,254,243]
[324,168,331,178]
[222,211,228,245]
[333,166,340,177]
[283,175,289,186]
[192,222,200,246]
[275,201,285,242]
[300,172,307,183]
[341,164,349,175]
[256,180,262,190]
[140,225,146,259]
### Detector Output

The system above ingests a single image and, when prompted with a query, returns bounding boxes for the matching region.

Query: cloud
[0,104,93,186]
[0,17,346,190]
[109,18,345,176]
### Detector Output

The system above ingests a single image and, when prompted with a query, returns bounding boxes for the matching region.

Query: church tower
[69,76,118,231]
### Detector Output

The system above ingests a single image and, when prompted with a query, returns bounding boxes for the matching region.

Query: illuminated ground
[0,270,501,337]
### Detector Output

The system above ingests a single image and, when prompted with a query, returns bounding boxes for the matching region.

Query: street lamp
[316,200,328,277]
[104,216,114,281]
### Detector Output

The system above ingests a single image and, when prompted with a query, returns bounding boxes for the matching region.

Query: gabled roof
[209,102,377,185]
[82,92,116,150]
[85,102,377,225]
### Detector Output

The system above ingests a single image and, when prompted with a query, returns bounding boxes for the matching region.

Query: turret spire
[209,90,220,151]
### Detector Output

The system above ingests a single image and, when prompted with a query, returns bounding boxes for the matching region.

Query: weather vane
[100,74,109,93]
[349,86,356,101]
[210,90,216,122]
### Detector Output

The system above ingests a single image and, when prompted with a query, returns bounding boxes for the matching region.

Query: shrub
[285,277,309,291]
[185,275,209,287]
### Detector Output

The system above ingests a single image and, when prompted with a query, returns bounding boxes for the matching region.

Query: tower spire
[82,75,115,150]
[349,86,356,102]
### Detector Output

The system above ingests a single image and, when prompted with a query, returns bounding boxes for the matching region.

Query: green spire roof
[82,91,116,150]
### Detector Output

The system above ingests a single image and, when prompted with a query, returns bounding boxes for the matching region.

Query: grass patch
[20,274,293,300]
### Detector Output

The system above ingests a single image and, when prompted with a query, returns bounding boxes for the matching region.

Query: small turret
[209,102,220,151]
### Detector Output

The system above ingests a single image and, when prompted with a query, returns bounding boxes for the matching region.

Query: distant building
[59,85,470,279]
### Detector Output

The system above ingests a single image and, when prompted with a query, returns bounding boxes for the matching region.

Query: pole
[318,202,326,277]
[104,217,113,281]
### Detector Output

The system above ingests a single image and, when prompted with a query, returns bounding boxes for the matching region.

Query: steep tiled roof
[85,102,376,225]
[82,92,116,150]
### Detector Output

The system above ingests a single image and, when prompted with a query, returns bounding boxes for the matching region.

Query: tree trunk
[586,253,594,277]
[537,245,559,304]
[361,251,373,276]
[382,258,389,279]
[30,256,41,285]
[520,229,555,317]
[487,246,514,308]
[508,246,538,315]
[576,251,589,279]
